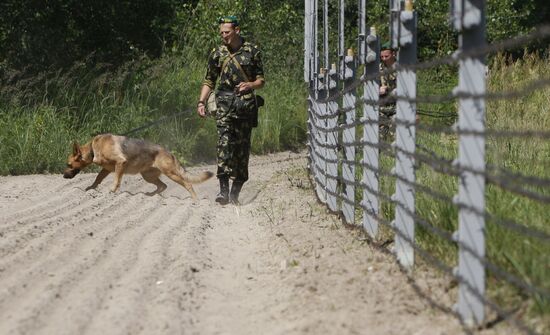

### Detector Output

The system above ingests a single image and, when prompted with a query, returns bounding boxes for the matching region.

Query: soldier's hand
[197,103,207,118]
[379,85,387,96]
[236,82,252,92]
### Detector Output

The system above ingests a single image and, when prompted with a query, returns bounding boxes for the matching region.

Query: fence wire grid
[305,0,549,333]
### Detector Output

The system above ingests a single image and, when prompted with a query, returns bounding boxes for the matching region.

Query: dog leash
[122,107,196,137]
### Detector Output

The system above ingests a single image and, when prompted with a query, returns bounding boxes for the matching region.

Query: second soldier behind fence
[196,15,265,205]
[379,42,397,139]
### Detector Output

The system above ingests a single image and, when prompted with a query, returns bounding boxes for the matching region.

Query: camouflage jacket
[379,62,396,105]
[202,39,265,92]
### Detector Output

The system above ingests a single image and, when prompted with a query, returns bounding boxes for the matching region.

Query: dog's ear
[72,141,81,156]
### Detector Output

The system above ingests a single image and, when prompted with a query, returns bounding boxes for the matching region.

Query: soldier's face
[219,23,240,46]
[381,50,396,66]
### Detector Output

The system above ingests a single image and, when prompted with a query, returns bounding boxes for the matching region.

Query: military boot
[230,180,244,205]
[215,177,229,205]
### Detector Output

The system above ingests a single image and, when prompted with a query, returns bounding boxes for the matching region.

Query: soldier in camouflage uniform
[197,16,265,205]
[379,42,397,139]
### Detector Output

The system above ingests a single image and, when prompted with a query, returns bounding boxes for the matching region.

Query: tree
[0,0,192,74]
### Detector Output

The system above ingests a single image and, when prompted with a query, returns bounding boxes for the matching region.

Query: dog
[63,134,213,200]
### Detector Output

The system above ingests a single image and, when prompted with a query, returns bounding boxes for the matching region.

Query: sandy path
[0,151,514,335]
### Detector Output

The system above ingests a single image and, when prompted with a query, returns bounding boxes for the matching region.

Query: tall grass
[345,54,548,327]
[400,54,549,324]
[484,53,550,321]
[0,54,307,175]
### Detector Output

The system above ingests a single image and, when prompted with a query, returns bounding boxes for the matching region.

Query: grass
[483,54,550,322]
[397,55,548,327]
[335,54,549,328]
[0,54,308,175]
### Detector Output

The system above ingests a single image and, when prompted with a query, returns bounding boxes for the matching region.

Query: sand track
[0,152,515,335]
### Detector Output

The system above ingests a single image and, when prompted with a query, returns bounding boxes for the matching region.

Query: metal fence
[304,0,550,333]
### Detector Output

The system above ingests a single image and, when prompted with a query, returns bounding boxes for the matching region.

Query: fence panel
[304,1,549,333]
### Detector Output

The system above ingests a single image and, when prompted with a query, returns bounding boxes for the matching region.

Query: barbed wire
[308,127,550,243]
[392,137,550,204]
[358,151,550,242]
[309,170,539,335]
[311,95,550,140]
[311,25,550,105]
[313,146,547,332]
[357,233,476,335]
[308,114,550,204]
[312,143,550,241]
[306,11,550,335]
[414,133,550,188]
[413,120,550,140]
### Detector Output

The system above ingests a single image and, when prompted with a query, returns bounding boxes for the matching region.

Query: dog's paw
[85,185,96,191]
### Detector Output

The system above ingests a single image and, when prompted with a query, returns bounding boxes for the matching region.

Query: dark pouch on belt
[255,95,264,108]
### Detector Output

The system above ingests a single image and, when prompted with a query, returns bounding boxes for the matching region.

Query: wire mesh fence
[305,0,549,333]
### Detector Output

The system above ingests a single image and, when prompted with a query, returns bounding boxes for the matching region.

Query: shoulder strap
[221,53,251,82]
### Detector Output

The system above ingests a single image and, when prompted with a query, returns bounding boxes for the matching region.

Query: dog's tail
[181,170,215,184]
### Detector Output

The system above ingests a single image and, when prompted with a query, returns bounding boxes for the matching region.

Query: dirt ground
[0,151,520,335]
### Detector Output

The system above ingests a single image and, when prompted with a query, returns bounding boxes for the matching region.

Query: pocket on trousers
[215,94,234,118]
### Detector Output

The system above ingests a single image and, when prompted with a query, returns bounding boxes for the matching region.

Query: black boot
[215,177,229,205]
[230,181,244,205]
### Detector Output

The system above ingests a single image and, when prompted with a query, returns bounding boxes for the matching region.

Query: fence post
[451,0,487,326]
[342,50,356,223]
[358,0,366,65]
[315,69,328,204]
[311,0,328,204]
[362,26,380,237]
[312,0,327,204]
[392,0,417,270]
[338,0,345,80]
[327,64,339,212]
[306,0,317,185]
[304,0,310,83]
[389,0,400,50]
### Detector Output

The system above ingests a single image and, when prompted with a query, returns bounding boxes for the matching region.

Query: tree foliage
[0,0,194,74]
[347,0,549,60]
[173,0,303,70]
[0,0,548,79]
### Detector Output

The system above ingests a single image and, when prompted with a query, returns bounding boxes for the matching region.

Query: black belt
[216,90,235,97]
[216,88,254,97]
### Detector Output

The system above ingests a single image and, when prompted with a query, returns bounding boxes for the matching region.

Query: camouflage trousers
[379,104,396,140]
[214,90,257,182]
[216,119,253,182]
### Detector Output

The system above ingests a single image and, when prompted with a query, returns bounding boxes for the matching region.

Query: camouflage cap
[218,15,239,26]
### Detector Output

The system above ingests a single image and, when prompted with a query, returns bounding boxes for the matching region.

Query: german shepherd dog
[63,134,213,200]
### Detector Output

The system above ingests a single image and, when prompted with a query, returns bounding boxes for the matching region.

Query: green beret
[218,15,239,26]
[381,41,394,51]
